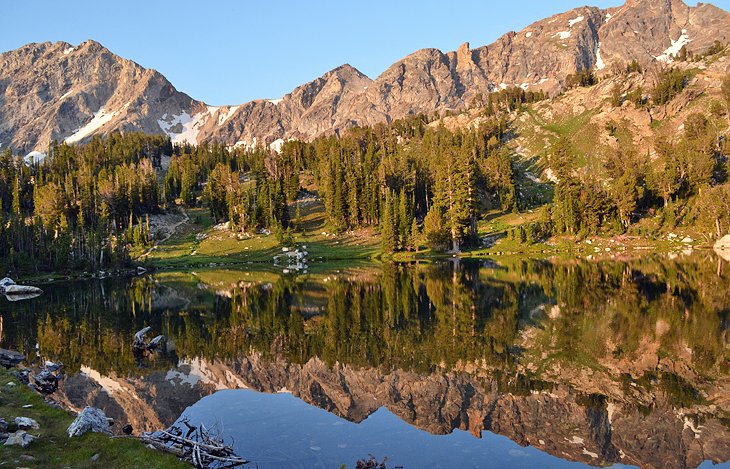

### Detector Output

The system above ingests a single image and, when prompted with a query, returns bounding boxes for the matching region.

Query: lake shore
[0,367,187,468]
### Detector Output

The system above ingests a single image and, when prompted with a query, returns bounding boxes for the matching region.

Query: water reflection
[1,253,728,468]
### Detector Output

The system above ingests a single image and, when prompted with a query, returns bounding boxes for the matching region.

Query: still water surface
[1,253,729,468]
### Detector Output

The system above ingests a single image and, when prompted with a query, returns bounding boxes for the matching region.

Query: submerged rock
[67,407,111,437]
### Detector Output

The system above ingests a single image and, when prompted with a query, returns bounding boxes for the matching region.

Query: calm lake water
[1,253,729,468]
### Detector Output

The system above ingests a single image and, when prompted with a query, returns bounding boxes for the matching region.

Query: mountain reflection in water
[1,254,728,468]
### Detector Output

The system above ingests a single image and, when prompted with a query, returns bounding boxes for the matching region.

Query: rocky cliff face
[0,40,201,154]
[55,354,729,469]
[1,0,728,155]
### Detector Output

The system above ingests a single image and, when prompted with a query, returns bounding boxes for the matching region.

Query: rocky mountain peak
[1,0,728,153]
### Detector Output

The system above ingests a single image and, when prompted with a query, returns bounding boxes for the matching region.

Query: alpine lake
[1,252,729,469]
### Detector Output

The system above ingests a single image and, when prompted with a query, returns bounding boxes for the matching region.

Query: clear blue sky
[2,1,728,105]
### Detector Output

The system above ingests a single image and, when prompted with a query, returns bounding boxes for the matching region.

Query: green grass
[144,200,380,270]
[0,368,187,469]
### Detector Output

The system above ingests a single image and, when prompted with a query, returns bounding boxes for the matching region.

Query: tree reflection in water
[1,253,728,468]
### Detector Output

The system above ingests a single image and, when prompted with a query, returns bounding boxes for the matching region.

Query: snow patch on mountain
[268,98,283,105]
[158,110,209,145]
[65,107,118,144]
[63,47,75,55]
[217,105,240,125]
[568,16,584,27]
[81,366,124,395]
[166,359,226,390]
[554,31,572,40]
[269,138,285,153]
[595,43,606,70]
[525,32,533,38]
[23,150,46,165]
[655,30,691,62]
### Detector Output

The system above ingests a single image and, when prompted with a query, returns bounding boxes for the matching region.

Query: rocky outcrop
[1,0,728,153]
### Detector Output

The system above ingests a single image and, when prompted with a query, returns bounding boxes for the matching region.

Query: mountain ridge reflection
[1,254,728,468]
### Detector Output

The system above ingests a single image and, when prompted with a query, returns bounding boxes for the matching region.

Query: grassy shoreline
[0,368,187,468]
[12,205,718,284]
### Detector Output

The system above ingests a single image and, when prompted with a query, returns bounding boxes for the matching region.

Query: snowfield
[655,30,691,62]
[217,105,240,125]
[158,110,211,145]
[65,107,119,144]
[595,43,606,70]
[269,138,285,153]
[568,16,584,27]
[23,150,47,165]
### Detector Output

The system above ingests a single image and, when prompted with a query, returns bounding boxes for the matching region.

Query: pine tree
[381,191,397,254]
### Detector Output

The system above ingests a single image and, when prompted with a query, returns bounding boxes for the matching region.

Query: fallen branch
[141,418,248,468]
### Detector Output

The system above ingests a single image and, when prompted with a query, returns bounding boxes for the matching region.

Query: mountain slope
[1,0,728,155]
[0,40,202,154]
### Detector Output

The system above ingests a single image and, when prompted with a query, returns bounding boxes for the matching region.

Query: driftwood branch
[141,419,248,468]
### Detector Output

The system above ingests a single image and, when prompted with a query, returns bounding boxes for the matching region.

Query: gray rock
[14,417,39,430]
[3,431,35,448]
[67,407,111,437]
[0,348,24,368]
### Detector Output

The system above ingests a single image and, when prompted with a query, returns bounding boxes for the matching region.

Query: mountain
[1,0,728,155]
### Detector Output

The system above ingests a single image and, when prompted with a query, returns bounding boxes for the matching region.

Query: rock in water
[715,235,730,262]
[715,235,730,250]
[67,407,111,437]
[0,277,15,289]
[15,417,39,430]
[4,430,36,448]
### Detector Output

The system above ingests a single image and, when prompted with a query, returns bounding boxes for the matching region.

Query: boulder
[67,407,111,437]
[715,235,730,250]
[14,417,39,430]
[1,277,42,300]
[0,348,24,368]
[0,277,15,288]
[4,430,35,448]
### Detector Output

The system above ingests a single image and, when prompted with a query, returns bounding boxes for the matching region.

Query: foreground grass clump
[0,368,187,468]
